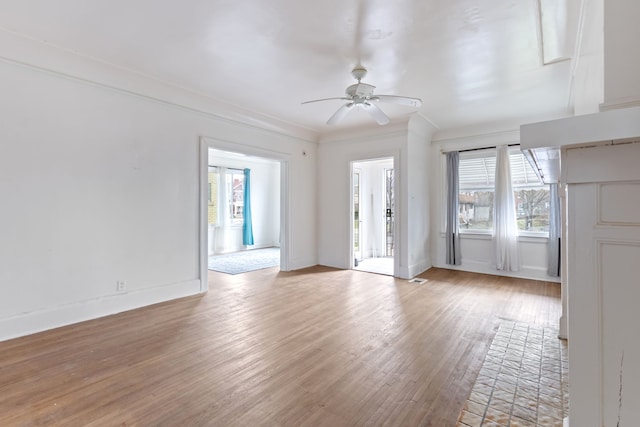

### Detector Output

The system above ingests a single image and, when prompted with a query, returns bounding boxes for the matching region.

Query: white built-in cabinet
[565,141,640,426]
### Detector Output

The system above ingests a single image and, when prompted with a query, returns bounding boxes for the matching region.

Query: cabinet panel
[600,182,640,225]
[600,242,640,425]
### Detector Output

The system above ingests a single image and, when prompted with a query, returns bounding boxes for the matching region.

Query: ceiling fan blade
[362,102,390,125]
[302,97,350,105]
[327,102,354,125]
[371,95,423,108]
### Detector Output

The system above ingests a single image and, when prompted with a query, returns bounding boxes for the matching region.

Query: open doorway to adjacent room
[205,147,282,276]
[351,157,394,276]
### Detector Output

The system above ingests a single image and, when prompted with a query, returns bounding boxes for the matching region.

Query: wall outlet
[116,280,126,292]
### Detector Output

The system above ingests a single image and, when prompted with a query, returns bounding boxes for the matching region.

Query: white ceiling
[0,0,581,136]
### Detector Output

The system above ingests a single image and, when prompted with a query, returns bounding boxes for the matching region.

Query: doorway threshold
[354,256,393,276]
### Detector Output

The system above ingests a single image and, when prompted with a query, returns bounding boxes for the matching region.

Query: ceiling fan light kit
[302,66,422,126]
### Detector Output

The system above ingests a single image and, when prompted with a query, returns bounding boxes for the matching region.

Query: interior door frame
[199,136,290,292]
[349,153,399,276]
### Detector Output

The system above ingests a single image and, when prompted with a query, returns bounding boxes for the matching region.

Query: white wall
[406,115,435,275]
[208,151,280,255]
[603,0,640,109]
[430,130,561,282]
[570,0,604,115]
[0,39,316,341]
[318,116,435,279]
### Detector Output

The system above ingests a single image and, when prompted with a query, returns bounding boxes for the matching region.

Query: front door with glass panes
[384,168,394,257]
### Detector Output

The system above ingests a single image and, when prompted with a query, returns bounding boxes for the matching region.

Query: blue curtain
[446,151,462,265]
[242,168,254,246]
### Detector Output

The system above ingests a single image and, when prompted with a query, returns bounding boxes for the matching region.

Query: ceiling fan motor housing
[346,82,375,98]
[351,67,368,81]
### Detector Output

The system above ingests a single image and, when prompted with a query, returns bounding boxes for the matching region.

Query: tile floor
[456,321,569,427]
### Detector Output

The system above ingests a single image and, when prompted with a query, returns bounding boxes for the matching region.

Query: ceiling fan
[302,66,422,126]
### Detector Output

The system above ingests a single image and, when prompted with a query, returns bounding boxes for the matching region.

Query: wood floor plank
[0,267,560,426]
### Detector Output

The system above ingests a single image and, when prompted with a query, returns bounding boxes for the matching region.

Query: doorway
[351,157,395,276]
[200,139,289,290]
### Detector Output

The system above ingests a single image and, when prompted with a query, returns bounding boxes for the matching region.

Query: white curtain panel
[493,145,520,271]
[216,167,230,253]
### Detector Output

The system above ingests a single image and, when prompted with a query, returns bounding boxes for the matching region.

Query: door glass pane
[385,168,394,257]
[353,172,360,253]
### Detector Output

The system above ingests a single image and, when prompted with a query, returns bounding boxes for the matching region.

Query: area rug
[208,247,280,275]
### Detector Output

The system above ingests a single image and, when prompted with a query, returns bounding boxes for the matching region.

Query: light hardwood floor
[0,267,560,426]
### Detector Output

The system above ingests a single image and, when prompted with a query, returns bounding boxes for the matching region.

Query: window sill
[518,231,550,239]
[458,231,492,240]
[459,229,492,236]
[212,224,243,229]
[441,231,549,242]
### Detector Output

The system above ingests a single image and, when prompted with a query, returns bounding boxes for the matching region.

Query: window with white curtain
[457,148,550,234]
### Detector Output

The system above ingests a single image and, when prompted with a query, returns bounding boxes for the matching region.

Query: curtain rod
[449,143,520,154]
[208,165,245,172]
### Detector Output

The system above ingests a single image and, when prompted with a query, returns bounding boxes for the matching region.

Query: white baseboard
[399,259,432,280]
[432,258,561,283]
[287,255,317,271]
[0,279,202,342]
[559,315,568,340]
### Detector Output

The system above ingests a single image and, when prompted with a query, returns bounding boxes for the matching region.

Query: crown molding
[0,27,319,143]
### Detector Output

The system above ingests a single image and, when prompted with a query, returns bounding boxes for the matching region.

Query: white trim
[319,123,409,145]
[521,106,640,150]
[0,279,202,343]
[279,161,291,272]
[0,28,318,142]
[599,97,640,112]
[199,141,209,291]
[445,230,550,242]
[434,129,520,150]
[432,258,560,283]
[403,260,432,280]
[458,229,550,240]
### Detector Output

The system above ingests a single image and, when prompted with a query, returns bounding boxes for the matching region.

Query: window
[208,167,245,226]
[458,155,496,231]
[227,171,245,224]
[207,167,219,225]
[458,148,550,234]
